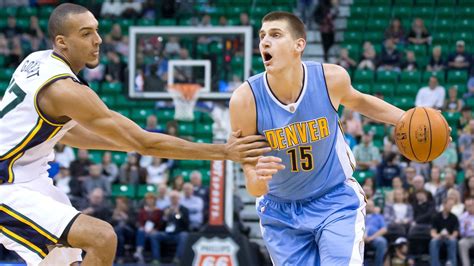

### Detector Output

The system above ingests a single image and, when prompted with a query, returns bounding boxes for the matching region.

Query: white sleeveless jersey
[0,50,79,184]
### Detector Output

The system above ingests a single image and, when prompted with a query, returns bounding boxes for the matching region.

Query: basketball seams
[422,107,432,163]
[408,108,420,162]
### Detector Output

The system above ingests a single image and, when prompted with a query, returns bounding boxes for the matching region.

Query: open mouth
[263,52,273,63]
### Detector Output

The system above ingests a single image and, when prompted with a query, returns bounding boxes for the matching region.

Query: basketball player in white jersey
[0,4,269,266]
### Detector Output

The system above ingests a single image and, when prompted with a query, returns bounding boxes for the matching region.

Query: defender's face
[62,11,102,69]
[259,20,302,73]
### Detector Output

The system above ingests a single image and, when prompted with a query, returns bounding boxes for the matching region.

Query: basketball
[394,107,450,163]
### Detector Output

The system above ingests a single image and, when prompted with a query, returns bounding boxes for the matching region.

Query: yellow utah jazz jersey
[0,50,79,184]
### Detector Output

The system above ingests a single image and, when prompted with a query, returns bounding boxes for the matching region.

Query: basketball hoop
[168,83,201,121]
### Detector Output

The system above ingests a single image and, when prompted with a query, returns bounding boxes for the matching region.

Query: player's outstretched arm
[229,83,284,196]
[323,64,405,125]
[38,79,270,162]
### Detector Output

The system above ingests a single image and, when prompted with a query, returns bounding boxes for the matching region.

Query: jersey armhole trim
[34,74,74,127]
[246,80,259,134]
[320,64,338,114]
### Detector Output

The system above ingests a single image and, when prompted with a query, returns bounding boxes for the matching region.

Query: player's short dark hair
[48,3,89,42]
[262,11,306,41]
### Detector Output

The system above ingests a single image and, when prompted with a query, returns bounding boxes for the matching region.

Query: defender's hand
[226,130,271,163]
[256,156,285,181]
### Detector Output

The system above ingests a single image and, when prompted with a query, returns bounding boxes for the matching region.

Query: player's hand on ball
[256,156,285,181]
[226,130,271,163]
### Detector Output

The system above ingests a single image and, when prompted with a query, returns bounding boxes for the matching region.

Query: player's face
[61,12,102,70]
[259,20,304,73]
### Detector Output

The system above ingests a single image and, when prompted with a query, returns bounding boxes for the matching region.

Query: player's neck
[266,63,304,104]
[52,49,82,74]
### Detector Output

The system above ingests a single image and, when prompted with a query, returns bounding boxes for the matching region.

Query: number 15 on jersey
[286,146,314,172]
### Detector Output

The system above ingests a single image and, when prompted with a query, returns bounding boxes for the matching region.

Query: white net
[168,84,200,121]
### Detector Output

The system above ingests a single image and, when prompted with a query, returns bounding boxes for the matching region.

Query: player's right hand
[256,156,285,181]
[225,130,271,163]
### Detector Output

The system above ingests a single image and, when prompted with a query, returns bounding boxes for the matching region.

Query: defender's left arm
[324,64,405,126]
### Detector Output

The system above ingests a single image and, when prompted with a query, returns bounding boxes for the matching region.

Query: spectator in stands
[80,188,113,222]
[157,190,190,264]
[54,143,76,168]
[143,64,165,92]
[70,148,92,181]
[104,23,125,52]
[433,142,458,171]
[363,180,384,213]
[104,51,125,83]
[459,197,474,266]
[101,0,123,17]
[3,16,22,38]
[161,0,177,18]
[239,12,250,27]
[384,188,414,228]
[415,76,446,109]
[218,15,228,26]
[429,198,459,266]
[407,18,431,46]
[198,14,212,28]
[83,163,111,196]
[353,132,381,172]
[385,176,404,204]
[54,166,72,196]
[357,41,377,70]
[141,0,157,19]
[119,152,148,185]
[82,60,105,82]
[377,152,401,187]
[463,142,474,171]
[101,151,118,184]
[382,127,399,153]
[445,85,464,113]
[156,183,171,210]
[365,199,388,266]
[336,48,356,70]
[181,183,204,231]
[314,0,338,62]
[9,37,23,67]
[297,0,315,27]
[412,190,436,225]
[112,197,135,264]
[441,188,465,218]
[435,169,458,209]
[425,166,443,197]
[341,109,363,139]
[164,36,181,57]
[401,50,418,72]
[384,237,414,266]
[427,45,446,72]
[377,38,401,72]
[146,157,170,185]
[448,40,471,71]
[463,176,474,203]
[172,174,185,191]
[384,18,405,45]
[25,16,45,51]
[342,121,357,149]
[459,107,472,130]
[191,170,209,207]
[403,166,417,190]
[0,33,10,61]
[134,192,163,264]
[121,0,142,18]
[408,175,433,205]
[464,76,474,100]
[459,120,474,165]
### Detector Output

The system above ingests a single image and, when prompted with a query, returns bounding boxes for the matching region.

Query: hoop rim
[167,83,201,101]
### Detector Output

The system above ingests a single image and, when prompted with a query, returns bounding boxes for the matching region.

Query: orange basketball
[394,107,450,163]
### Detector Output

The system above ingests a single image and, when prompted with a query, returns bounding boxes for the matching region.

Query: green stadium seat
[364,124,386,139]
[17,7,37,18]
[370,6,391,19]
[400,71,421,84]
[158,18,176,26]
[178,160,204,169]
[346,19,365,31]
[443,112,461,128]
[344,43,361,61]
[350,6,366,19]
[100,95,116,107]
[373,84,395,97]
[0,7,17,17]
[372,0,392,5]
[89,81,101,93]
[353,170,374,184]
[453,32,473,44]
[397,84,419,96]
[116,108,130,118]
[102,82,123,94]
[195,124,213,137]
[172,168,191,181]
[366,19,389,31]
[459,7,474,17]
[226,6,246,16]
[112,184,136,198]
[131,108,154,123]
[466,98,474,109]
[457,171,465,185]
[447,70,468,84]
[436,7,455,19]
[137,19,156,26]
[423,71,445,84]
[115,95,135,108]
[412,7,434,19]
[99,19,113,34]
[0,68,14,82]
[415,0,434,5]
[437,0,457,7]
[433,19,453,32]
[352,0,371,6]
[459,0,474,7]
[112,152,127,165]
[344,32,363,44]
[392,97,414,110]
[0,81,8,95]
[137,184,157,198]
[377,71,398,83]
[39,6,54,18]
[457,19,474,32]
[406,44,427,57]
[392,6,412,18]
[178,122,195,136]
[88,151,103,164]
[354,84,371,94]
[432,32,451,46]
[354,70,374,84]
[364,31,384,43]
[156,109,175,122]
[196,137,212,143]
[447,83,467,95]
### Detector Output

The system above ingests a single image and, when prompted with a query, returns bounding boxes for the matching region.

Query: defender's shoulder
[322,63,351,88]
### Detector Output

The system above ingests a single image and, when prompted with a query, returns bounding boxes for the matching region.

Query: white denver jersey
[0,50,80,184]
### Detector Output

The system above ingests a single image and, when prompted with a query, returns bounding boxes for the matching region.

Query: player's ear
[55,35,67,50]
[295,38,306,54]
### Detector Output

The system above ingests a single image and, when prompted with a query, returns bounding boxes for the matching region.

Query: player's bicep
[229,83,257,137]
